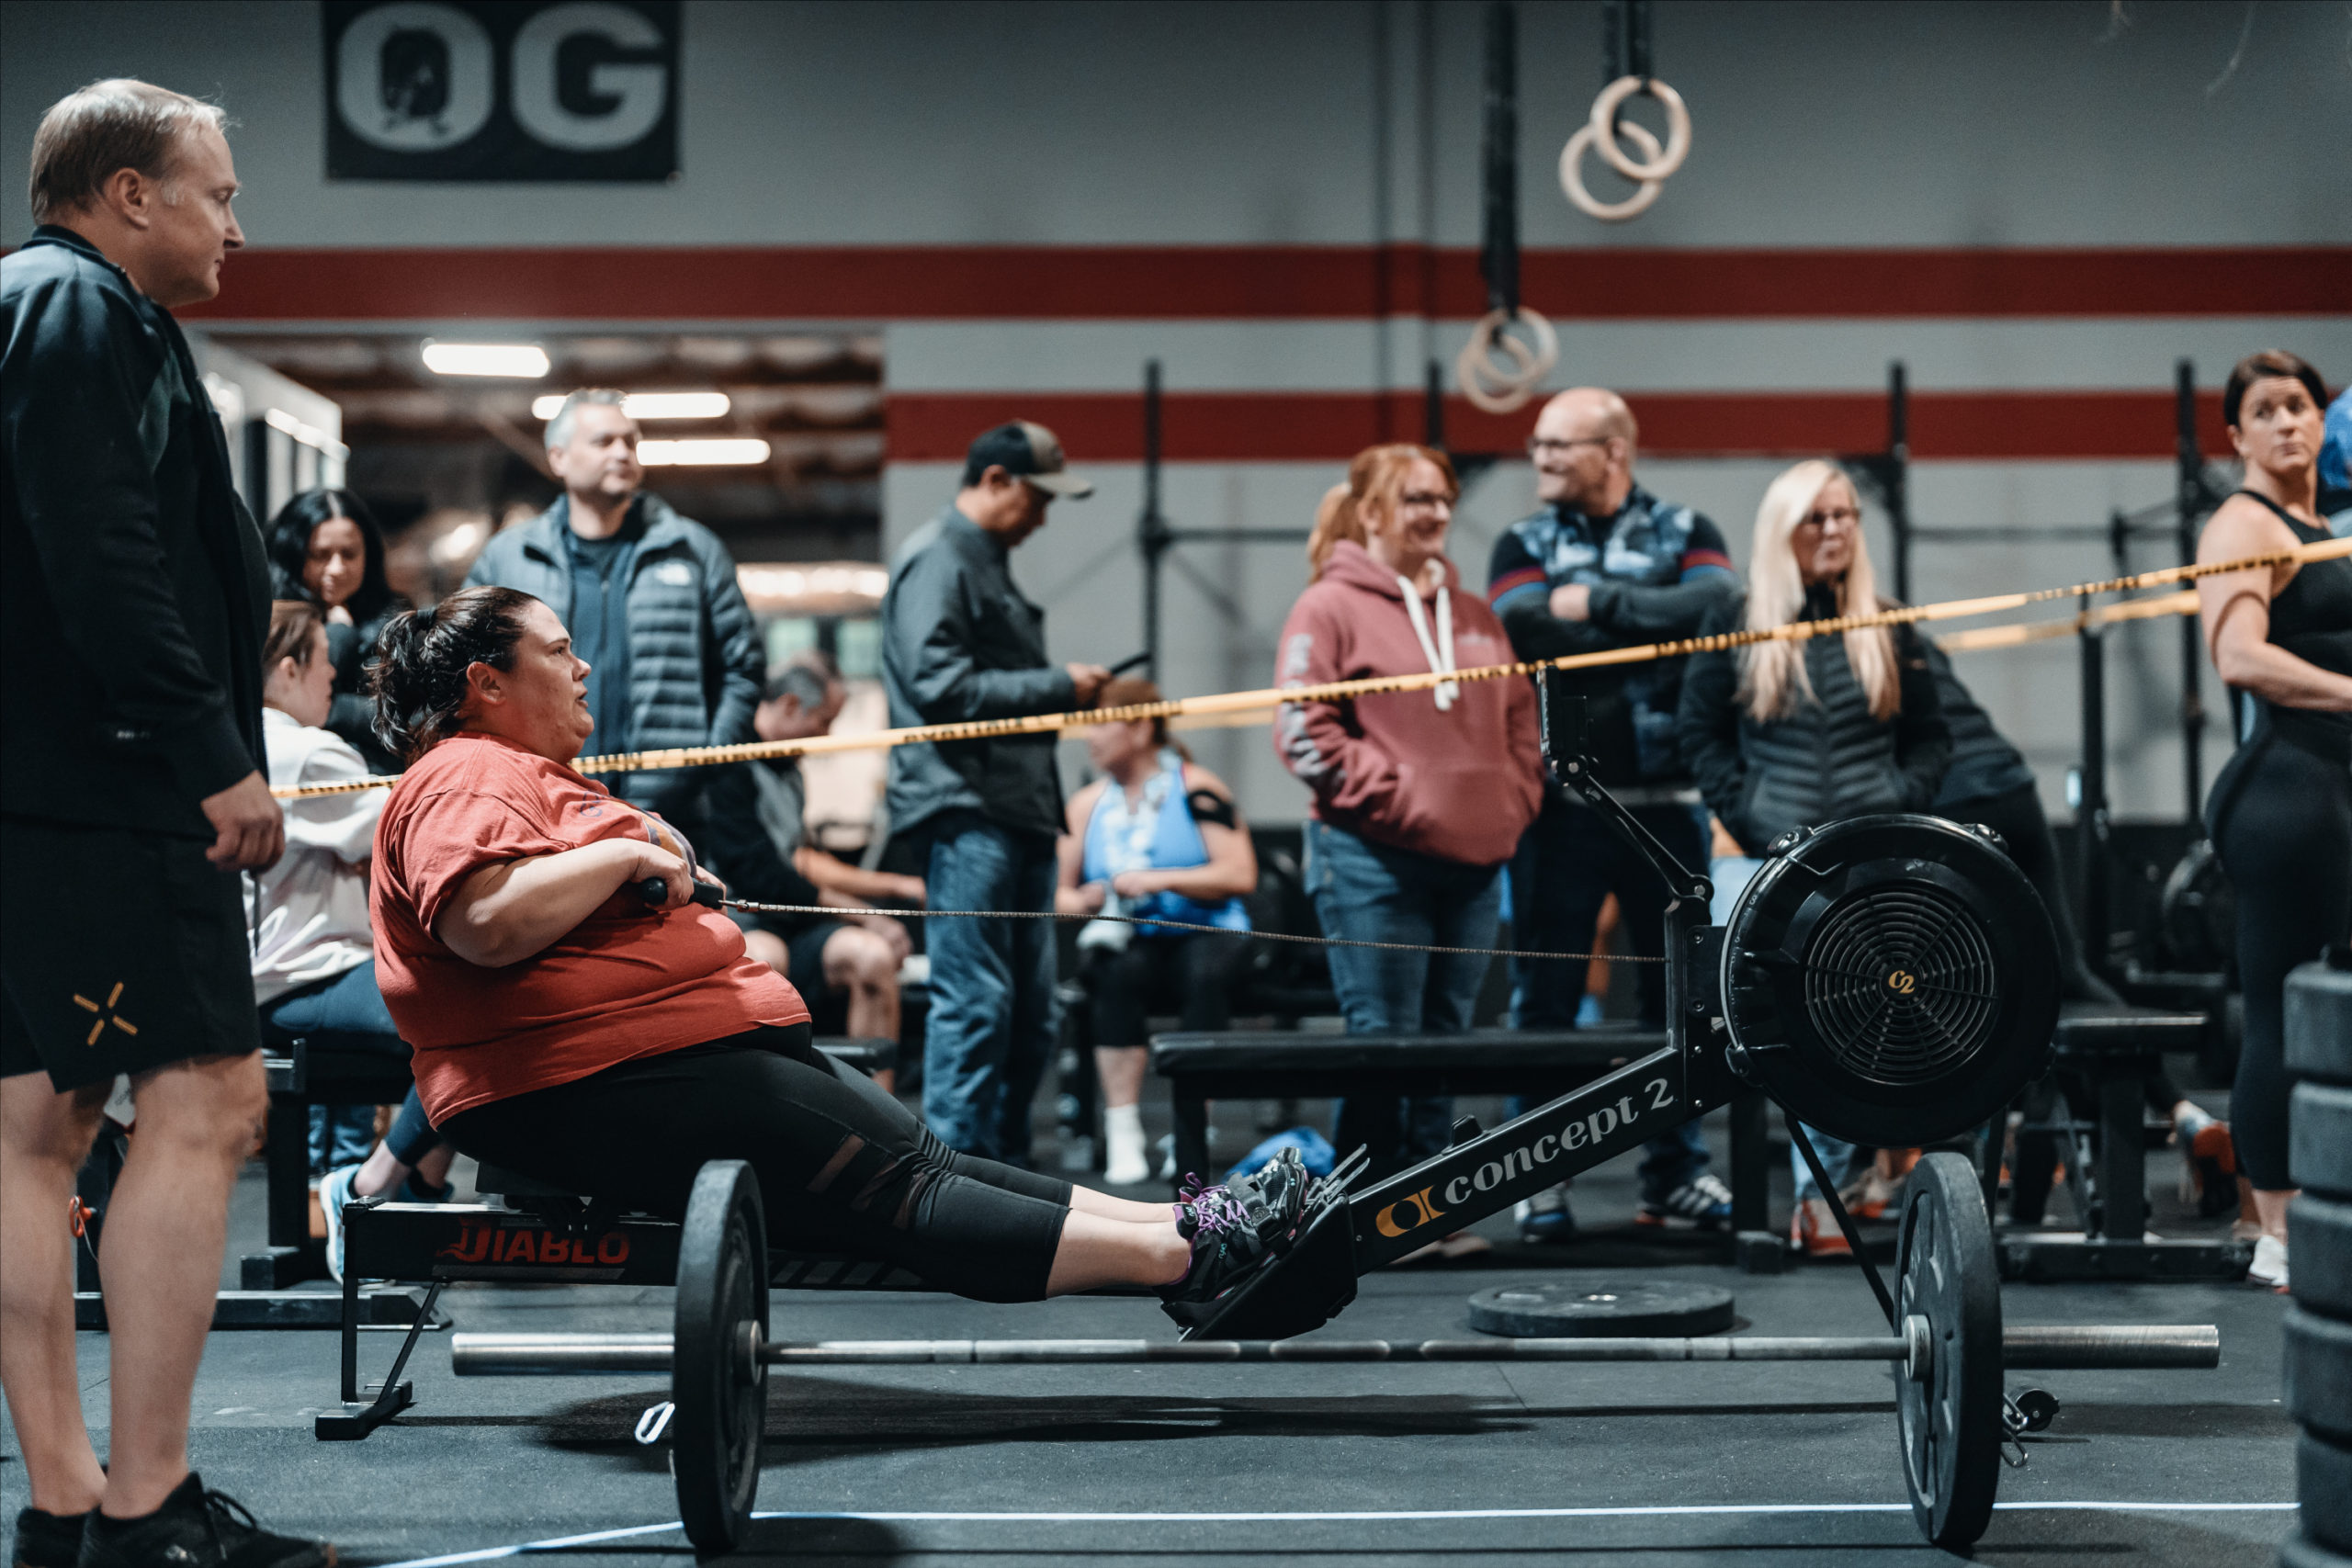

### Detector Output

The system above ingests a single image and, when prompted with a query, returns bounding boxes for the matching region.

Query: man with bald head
[1487,388,1738,1240]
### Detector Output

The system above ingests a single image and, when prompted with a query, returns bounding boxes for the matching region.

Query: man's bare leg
[93,1052,266,1517]
[824,927,900,1043]
[0,1072,110,1515]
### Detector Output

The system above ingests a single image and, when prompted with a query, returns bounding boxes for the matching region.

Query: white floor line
[374,1500,2298,1568]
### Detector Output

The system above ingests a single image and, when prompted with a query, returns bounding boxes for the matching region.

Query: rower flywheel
[1719,814,2058,1146]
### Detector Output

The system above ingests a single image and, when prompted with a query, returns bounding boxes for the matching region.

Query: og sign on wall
[325,0,679,181]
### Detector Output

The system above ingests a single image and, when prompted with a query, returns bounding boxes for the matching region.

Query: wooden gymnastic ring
[1589,73,1692,183]
[1455,306,1560,415]
[1559,119,1663,224]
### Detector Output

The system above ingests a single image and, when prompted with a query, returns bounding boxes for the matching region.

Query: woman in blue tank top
[1056,678,1257,1185]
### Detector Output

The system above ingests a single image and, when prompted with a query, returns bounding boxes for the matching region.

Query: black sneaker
[1159,1156,1314,1331]
[78,1474,333,1568]
[14,1507,88,1568]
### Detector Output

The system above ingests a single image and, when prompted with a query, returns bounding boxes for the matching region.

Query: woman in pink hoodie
[1274,445,1544,1181]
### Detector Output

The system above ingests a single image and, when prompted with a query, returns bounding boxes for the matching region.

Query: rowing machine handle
[634,877,725,910]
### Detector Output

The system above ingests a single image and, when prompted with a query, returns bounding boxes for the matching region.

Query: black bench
[248,1035,421,1291]
[322,1037,902,1438]
[1996,1001,2249,1281]
[1149,1027,1776,1240]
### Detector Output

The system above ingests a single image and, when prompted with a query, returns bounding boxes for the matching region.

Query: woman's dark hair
[2223,350,2329,429]
[262,598,324,675]
[368,586,539,762]
[265,488,396,624]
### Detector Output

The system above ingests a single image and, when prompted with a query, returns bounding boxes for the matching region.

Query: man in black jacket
[882,423,1108,1159]
[1,81,329,1568]
[1486,388,1741,1239]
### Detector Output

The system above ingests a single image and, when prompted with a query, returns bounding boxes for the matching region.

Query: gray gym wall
[4,0,2346,824]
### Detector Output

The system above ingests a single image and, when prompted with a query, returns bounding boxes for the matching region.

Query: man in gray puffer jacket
[465,390,763,823]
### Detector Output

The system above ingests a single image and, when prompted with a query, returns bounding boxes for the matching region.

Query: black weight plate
[2281,1533,2352,1568]
[1468,1280,1736,1337]
[2287,961,2352,1083]
[2301,1432,2352,1553]
[2292,1196,2352,1321]
[1721,815,2058,1147]
[2294,1084,2352,1199]
[673,1160,770,1555]
[1895,1152,2001,1551]
[2288,1305,2352,1446]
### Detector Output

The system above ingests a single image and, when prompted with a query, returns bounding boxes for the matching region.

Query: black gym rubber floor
[3,1100,2296,1566]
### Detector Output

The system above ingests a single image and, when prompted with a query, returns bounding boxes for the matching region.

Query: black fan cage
[1798,882,2001,1088]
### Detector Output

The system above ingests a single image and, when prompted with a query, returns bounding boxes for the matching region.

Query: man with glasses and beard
[1486,388,1740,1241]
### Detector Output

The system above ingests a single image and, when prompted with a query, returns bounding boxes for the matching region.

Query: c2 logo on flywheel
[1886,970,1917,995]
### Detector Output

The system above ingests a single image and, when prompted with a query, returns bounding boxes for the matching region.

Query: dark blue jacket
[465,491,762,817]
[1,226,269,838]
[1487,484,1737,786]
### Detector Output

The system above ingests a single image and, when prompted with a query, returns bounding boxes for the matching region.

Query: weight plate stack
[673,1160,771,1555]
[2285,955,2352,1566]
[1895,1152,2001,1551]
[1719,815,2059,1147]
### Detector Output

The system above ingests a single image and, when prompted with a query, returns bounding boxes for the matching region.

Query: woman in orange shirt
[366,587,1299,1320]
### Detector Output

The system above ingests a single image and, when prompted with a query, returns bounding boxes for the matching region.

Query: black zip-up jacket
[1675,584,1951,856]
[1,226,269,840]
[880,507,1075,841]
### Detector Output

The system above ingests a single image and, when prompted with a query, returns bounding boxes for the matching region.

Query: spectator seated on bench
[1055,679,1257,1185]
[249,600,453,1280]
[361,587,1296,1321]
[702,653,922,1078]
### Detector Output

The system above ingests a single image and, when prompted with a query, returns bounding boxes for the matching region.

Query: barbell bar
[451,1321,2217,1377]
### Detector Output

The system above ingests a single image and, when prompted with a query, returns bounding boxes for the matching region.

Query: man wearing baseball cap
[881,423,1109,1160]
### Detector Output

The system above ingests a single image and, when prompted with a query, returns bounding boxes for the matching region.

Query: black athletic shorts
[1,817,260,1090]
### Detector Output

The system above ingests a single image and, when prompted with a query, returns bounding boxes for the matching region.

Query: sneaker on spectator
[77,1473,333,1568]
[1791,1197,1853,1258]
[2179,1114,2237,1216]
[317,1164,361,1285]
[1637,1172,1734,1231]
[1514,1182,1575,1244]
[2247,1234,2289,1291]
[11,1506,86,1568]
[1839,1166,1905,1222]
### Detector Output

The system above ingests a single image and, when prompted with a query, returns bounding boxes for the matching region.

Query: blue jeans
[1712,854,1856,1204]
[1306,820,1502,1178]
[260,959,416,1179]
[1505,796,1713,1199]
[923,812,1058,1161]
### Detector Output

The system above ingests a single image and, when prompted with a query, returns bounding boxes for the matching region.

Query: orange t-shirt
[370,732,808,1123]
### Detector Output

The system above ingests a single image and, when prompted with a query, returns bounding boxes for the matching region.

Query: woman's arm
[1110,767,1258,903]
[2197,500,2352,712]
[436,838,693,968]
[1055,781,1107,916]
[1674,600,1754,846]
[792,845,926,907]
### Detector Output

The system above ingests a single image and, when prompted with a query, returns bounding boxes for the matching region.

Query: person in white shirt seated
[249,600,451,1278]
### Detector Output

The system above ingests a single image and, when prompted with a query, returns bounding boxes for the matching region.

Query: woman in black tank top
[2196,351,2352,1291]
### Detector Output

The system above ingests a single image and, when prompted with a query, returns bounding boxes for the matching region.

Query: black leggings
[440,1023,1077,1302]
[2209,736,2352,1190]
[1087,934,1242,1048]
[1943,783,2121,1008]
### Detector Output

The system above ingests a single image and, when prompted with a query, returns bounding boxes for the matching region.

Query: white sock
[1104,1105,1148,1182]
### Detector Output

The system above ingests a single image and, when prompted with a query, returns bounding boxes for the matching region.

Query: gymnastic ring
[1559,118,1663,224]
[1588,73,1691,183]
[1455,306,1559,415]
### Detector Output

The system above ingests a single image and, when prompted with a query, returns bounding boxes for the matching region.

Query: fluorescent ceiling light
[639,437,772,466]
[423,342,549,378]
[528,391,730,421]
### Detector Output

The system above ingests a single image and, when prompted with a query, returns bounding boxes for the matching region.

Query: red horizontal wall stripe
[176,244,2350,322]
[888,389,2233,462]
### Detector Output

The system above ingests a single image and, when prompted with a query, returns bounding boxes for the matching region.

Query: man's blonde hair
[28,78,226,222]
